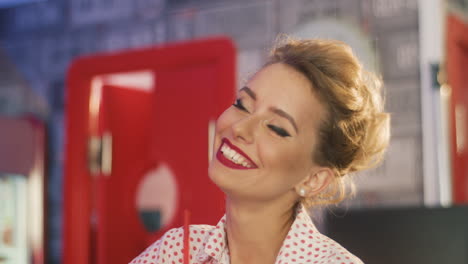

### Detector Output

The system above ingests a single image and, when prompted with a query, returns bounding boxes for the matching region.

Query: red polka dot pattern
[129,205,363,263]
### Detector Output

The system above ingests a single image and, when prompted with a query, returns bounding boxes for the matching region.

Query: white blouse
[130,205,363,264]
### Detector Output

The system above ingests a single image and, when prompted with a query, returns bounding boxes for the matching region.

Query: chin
[208,161,237,196]
[208,160,224,187]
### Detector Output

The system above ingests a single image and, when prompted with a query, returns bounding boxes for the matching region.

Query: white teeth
[220,143,253,168]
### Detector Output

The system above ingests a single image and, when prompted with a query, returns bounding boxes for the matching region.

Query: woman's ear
[295,168,334,197]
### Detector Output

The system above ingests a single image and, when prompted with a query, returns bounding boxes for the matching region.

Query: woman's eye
[232,98,249,113]
[267,125,291,137]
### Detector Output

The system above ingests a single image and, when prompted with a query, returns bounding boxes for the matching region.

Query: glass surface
[0,174,28,264]
[135,163,178,233]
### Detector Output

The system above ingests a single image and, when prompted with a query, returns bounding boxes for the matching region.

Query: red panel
[97,85,154,264]
[446,15,468,203]
[0,116,37,175]
[149,65,225,225]
[63,38,236,264]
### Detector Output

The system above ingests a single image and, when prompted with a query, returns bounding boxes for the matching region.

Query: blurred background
[0,0,467,263]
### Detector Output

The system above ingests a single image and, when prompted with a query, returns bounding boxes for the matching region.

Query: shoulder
[129,224,216,264]
[288,205,364,263]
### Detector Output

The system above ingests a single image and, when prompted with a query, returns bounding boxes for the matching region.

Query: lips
[216,138,258,170]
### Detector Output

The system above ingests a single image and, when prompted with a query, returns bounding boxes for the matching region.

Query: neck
[225,198,297,264]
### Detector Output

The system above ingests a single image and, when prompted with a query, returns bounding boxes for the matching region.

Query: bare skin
[225,195,297,264]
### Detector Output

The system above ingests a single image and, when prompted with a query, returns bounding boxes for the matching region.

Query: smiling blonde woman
[130,37,390,264]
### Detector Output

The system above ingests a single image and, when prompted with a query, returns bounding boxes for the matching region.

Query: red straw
[183,209,191,264]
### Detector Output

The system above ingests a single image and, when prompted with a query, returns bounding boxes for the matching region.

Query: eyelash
[232,98,248,112]
[232,98,291,138]
[267,125,291,137]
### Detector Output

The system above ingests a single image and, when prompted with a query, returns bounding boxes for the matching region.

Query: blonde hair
[266,37,390,207]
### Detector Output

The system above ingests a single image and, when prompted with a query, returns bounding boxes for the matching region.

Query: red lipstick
[216,138,258,170]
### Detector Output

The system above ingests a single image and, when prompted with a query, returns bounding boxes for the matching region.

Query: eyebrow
[239,86,299,133]
[269,107,299,133]
[240,86,256,100]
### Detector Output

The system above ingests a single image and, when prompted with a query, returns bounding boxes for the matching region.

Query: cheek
[215,109,232,133]
[213,108,238,150]
[261,142,310,178]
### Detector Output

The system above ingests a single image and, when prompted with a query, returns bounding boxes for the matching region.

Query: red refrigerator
[63,38,236,264]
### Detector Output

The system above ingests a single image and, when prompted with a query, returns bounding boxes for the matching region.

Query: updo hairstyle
[266,37,390,206]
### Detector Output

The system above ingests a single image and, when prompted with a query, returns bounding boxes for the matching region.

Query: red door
[446,15,468,203]
[63,38,236,264]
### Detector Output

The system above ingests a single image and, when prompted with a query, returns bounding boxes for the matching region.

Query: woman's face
[208,63,327,203]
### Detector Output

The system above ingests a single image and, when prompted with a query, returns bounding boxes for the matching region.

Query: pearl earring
[298,188,306,197]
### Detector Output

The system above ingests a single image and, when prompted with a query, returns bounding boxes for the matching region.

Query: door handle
[88,132,112,177]
[455,104,466,154]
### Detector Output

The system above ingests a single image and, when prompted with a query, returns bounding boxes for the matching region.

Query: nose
[231,115,259,144]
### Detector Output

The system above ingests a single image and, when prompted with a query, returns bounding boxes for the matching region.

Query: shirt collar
[195,204,321,263]
[275,204,322,262]
[195,215,229,263]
